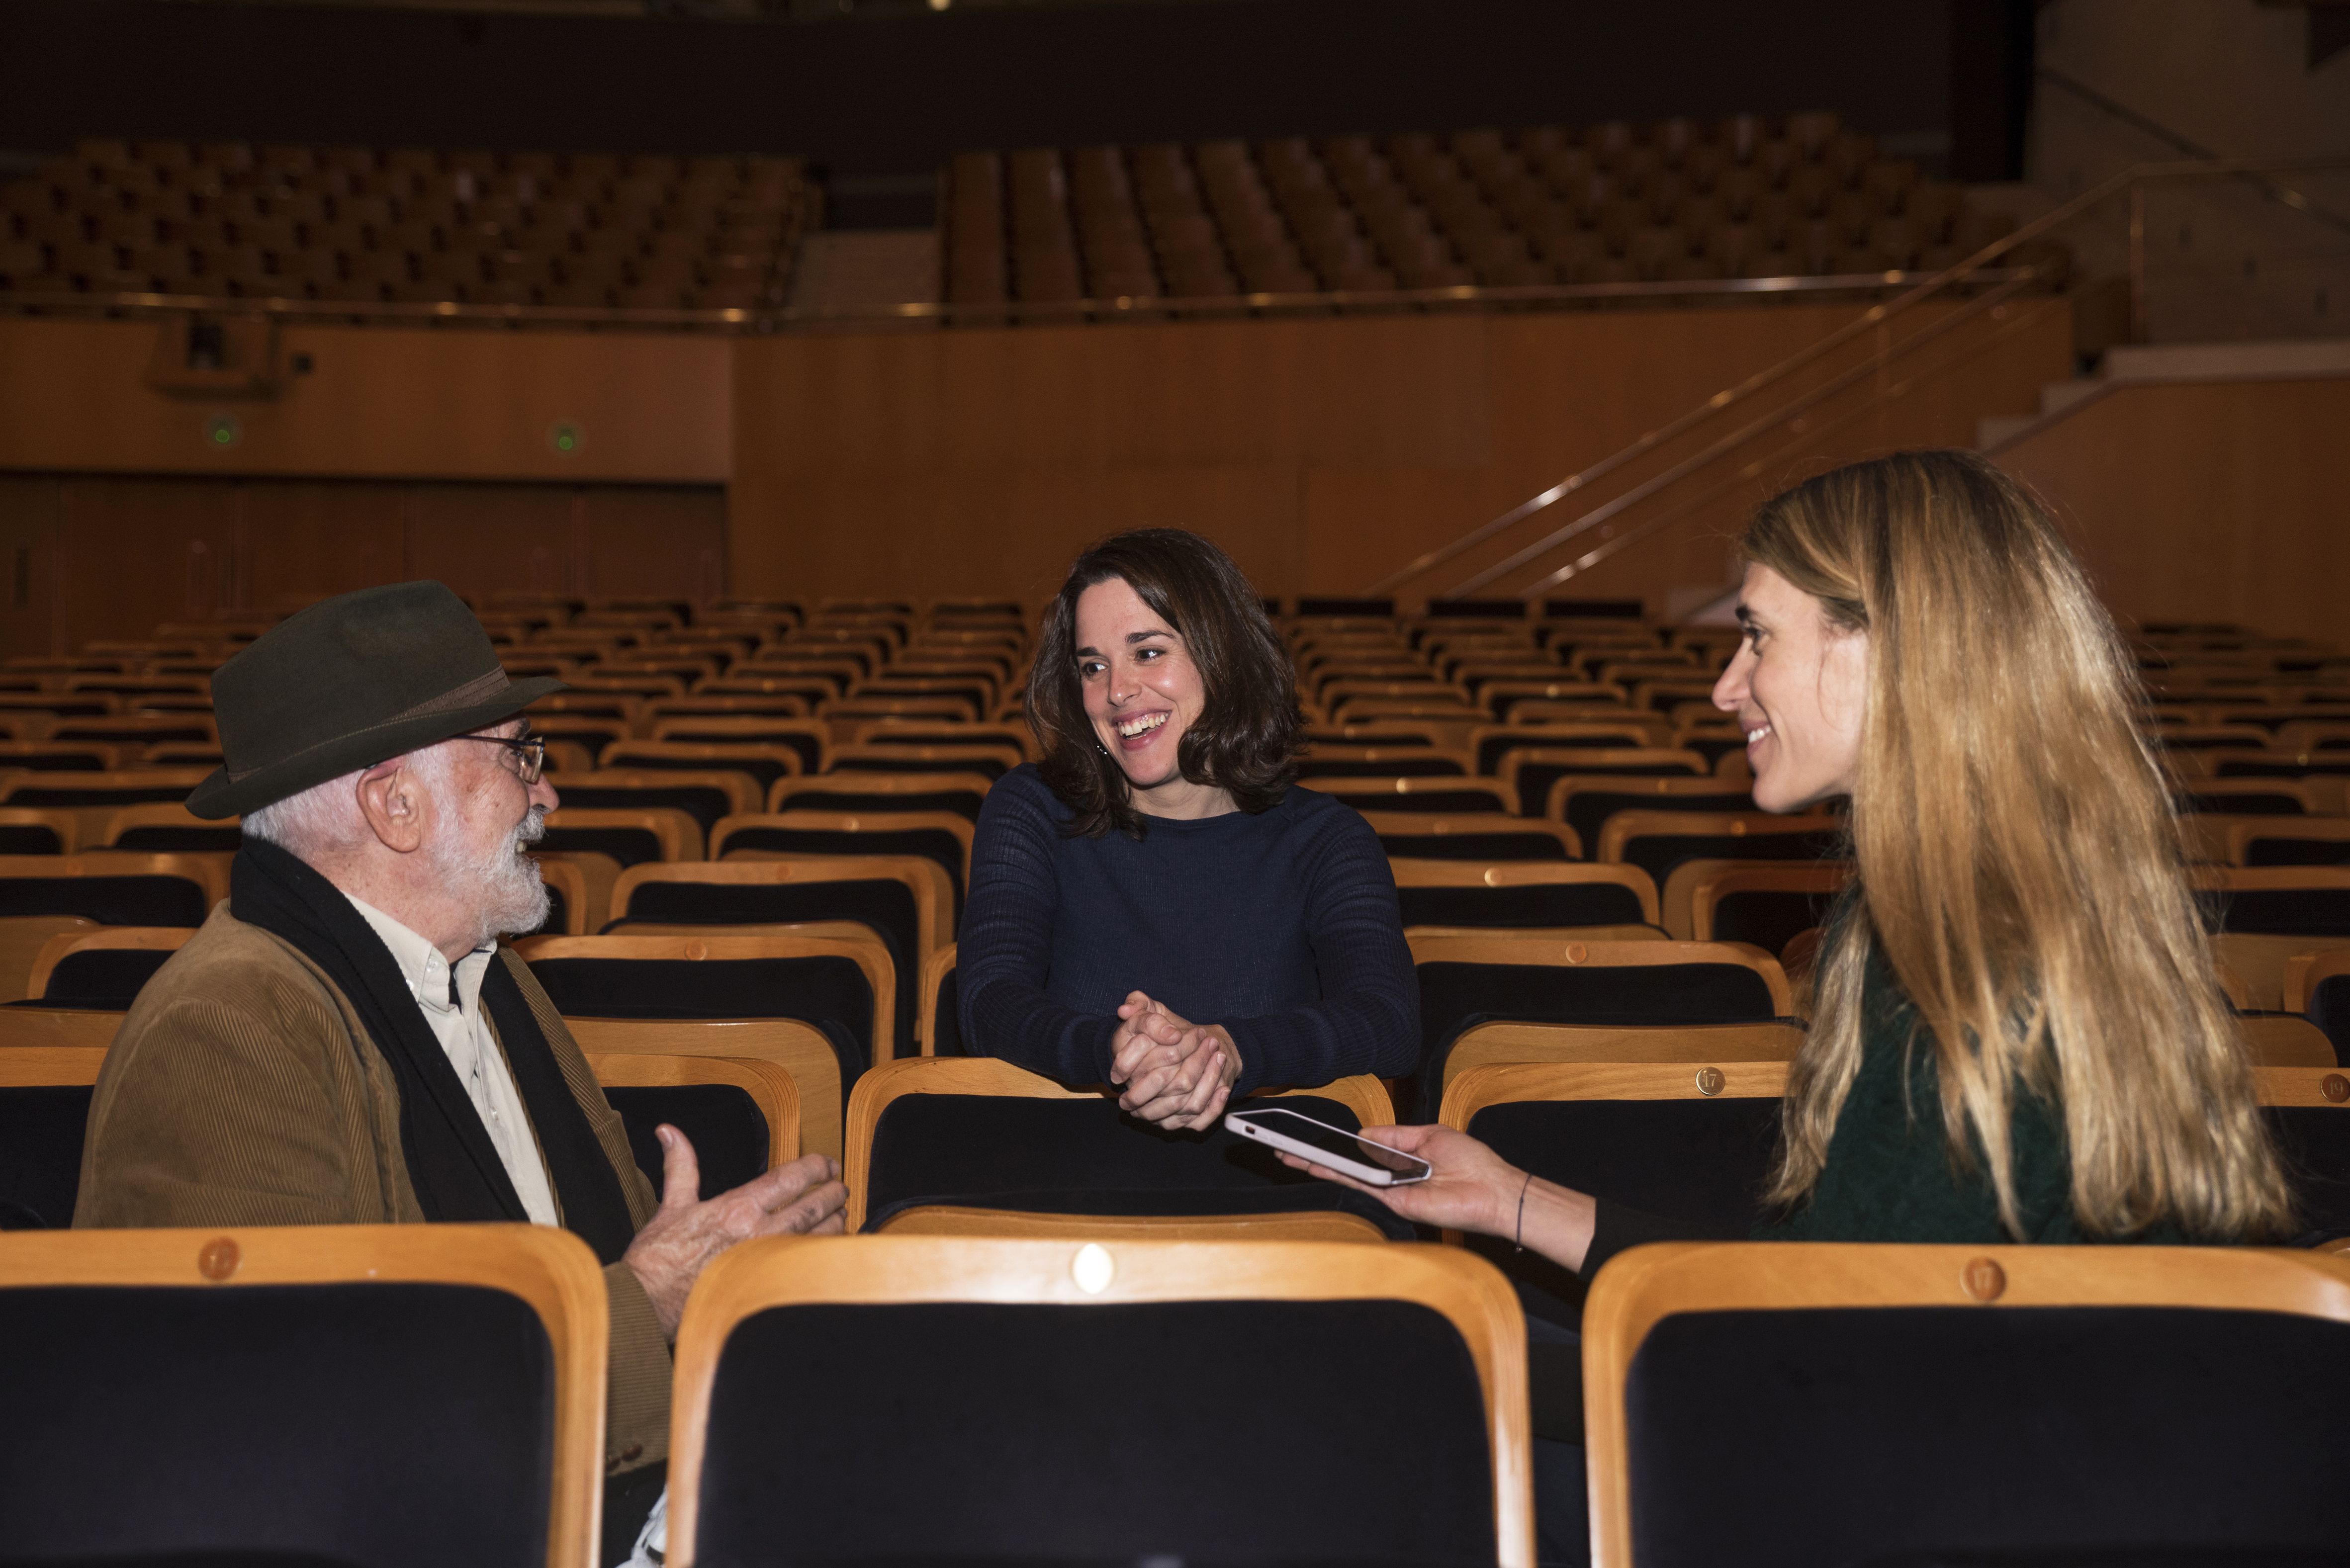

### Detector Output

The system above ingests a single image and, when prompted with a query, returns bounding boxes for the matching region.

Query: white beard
[432,805,550,950]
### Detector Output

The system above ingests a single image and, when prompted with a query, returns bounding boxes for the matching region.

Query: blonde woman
[1295,447,2295,1267]
[1288,451,2299,1563]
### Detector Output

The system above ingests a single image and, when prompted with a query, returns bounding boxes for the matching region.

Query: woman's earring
[1095,741,1109,756]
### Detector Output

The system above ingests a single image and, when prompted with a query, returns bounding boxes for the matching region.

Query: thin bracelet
[1513,1170,1534,1252]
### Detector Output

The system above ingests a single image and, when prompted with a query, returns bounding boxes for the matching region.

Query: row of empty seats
[15,1214,2345,1567]
[0,139,817,311]
[945,110,2058,310]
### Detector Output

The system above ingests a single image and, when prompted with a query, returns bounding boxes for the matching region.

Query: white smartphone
[1227,1107,1434,1187]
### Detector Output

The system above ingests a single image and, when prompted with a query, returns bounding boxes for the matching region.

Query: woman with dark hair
[957,528,1418,1128]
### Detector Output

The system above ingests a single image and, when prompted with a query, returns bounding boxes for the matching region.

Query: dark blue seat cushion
[0,1282,555,1568]
[605,1083,771,1198]
[1466,1095,1782,1328]
[607,876,918,1059]
[863,1091,1414,1240]
[0,1083,92,1230]
[36,947,176,1010]
[0,874,208,926]
[1397,880,1650,930]
[697,1299,1494,1566]
[1413,958,1781,1116]
[1623,1305,2350,1568]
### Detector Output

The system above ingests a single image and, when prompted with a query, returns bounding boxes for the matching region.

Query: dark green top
[1758,944,2185,1246]
[1580,941,2189,1278]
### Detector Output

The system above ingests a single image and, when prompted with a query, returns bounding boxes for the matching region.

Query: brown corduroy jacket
[75,902,674,1478]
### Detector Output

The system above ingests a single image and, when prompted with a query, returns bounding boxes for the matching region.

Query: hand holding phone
[1227,1107,1434,1187]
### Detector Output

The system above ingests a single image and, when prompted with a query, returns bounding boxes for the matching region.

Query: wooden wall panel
[1998,376,2350,646]
[0,477,62,661]
[0,319,730,483]
[241,483,409,615]
[4,476,724,653]
[731,299,2075,611]
[54,480,245,639]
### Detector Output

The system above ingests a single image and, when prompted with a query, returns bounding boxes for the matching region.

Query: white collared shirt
[344,893,562,1228]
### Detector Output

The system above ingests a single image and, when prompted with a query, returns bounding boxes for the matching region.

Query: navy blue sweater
[957,765,1420,1094]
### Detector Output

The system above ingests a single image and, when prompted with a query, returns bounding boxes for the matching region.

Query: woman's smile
[1114,708,1172,749]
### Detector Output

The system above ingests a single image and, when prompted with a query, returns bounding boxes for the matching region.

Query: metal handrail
[0,287,770,332]
[1520,290,2074,600]
[1446,265,2048,598]
[0,265,2029,335]
[1366,154,2350,601]
[2038,69,2350,238]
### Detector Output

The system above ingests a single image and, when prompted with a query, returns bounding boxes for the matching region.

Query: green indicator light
[203,413,242,450]
[548,421,584,455]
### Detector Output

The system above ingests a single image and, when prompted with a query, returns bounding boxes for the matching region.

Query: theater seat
[0,807,78,855]
[920,943,961,1055]
[666,1234,1532,1567]
[2285,948,2350,1064]
[0,1043,105,1229]
[570,1016,844,1164]
[648,715,829,775]
[0,1222,604,1568]
[1598,810,1845,893]
[97,801,242,853]
[0,771,216,851]
[2256,1065,2350,1239]
[2198,867,2350,1009]
[1582,1241,2350,1568]
[1443,1020,1805,1083]
[1441,1058,1788,1328]
[1367,811,1582,863]
[712,809,973,924]
[26,925,192,1010]
[826,740,1016,778]
[519,932,890,1112]
[1670,860,1851,950]
[769,769,993,823]
[538,805,704,867]
[587,1050,798,1198]
[599,740,802,797]
[2231,817,2350,868]
[1549,775,1759,852]
[539,769,758,838]
[1410,933,1792,1113]
[1392,860,1659,935]
[606,857,947,1059]
[845,1055,1414,1238]
[0,917,95,1003]
[1313,775,1520,816]
[0,852,224,929]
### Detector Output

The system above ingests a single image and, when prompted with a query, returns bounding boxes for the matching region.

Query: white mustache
[512,807,547,850]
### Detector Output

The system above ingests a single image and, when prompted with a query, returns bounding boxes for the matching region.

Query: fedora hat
[187,581,566,820]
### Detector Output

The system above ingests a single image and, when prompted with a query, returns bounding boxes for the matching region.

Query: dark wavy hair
[1029,528,1303,838]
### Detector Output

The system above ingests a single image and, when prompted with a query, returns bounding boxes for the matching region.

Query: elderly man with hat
[75,582,846,1557]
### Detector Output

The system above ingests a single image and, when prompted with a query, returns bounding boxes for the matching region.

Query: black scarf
[232,838,637,1264]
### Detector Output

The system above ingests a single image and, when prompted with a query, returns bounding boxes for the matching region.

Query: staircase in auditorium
[1361,149,2346,619]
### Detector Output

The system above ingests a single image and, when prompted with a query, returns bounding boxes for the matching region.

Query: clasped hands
[1109,990,1240,1131]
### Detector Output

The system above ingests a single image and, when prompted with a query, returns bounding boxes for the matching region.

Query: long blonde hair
[1752,450,2294,1241]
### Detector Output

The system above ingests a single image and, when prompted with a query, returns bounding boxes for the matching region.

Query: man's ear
[353,757,431,855]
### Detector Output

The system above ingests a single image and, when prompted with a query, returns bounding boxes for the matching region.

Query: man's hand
[622,1126,848,1337]
[1109,991,1240,1131]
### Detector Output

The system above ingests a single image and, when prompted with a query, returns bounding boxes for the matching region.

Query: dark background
[0,0,2038,224]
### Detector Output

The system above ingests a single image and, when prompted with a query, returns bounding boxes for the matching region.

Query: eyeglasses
[449,733,548,784]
